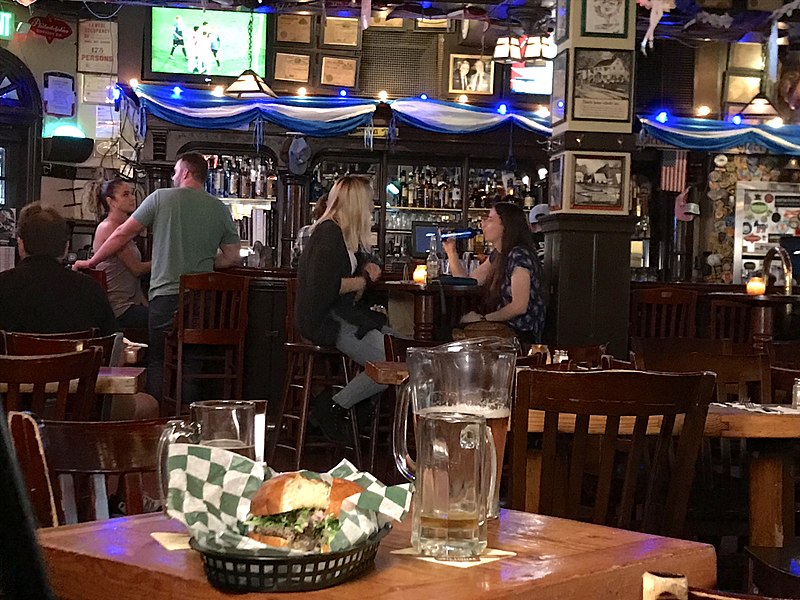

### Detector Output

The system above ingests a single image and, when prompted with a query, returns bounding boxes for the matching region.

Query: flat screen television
[411,221,441,259]
[144,7,268,84]
[510,59,553,95]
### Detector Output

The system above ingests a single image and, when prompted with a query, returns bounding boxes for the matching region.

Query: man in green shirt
[74,152,241,401]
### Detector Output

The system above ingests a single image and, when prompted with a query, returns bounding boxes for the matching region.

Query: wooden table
[706,292,800,352]
[38,511,716,600]
[365,361,800,548]
[376,281,481,341]
[0,366,146,395]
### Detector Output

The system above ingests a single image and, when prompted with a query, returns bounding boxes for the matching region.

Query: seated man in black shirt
[0,203,118,336]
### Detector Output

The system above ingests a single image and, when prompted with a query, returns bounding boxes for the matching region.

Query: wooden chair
[8,411,167,525]
[3,333,118,366]
[630,287,698,339]
[0,349,102,420]
[510,369,715,538]
[709,298,752,346]
[270,277,363,471]
[768,340,800,369]
[770,365,800,404]
[2,328,99,343]
[79,268,108,293]
[162,272,250,416]
[632,336,735,369]
[600,352,639,370]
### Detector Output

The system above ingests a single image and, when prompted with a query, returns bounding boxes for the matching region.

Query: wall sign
[0,12,15,41]
[42,71,75,117]
[28,15,72,44]
[78,20,117,74]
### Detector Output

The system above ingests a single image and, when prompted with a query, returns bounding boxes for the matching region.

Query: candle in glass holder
[746,276,766,295]
[413,265,427,284]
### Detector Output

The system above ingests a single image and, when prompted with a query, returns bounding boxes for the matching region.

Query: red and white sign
[28,14,72,44]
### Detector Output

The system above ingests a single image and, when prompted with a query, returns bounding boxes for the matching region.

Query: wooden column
[543,0,637,356]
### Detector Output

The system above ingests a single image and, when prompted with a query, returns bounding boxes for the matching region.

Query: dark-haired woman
[93,179,150,329]
[444,202,546,343]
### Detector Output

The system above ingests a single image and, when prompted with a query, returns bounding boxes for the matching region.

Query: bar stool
[161,272,250,416]
[268,278,363,471]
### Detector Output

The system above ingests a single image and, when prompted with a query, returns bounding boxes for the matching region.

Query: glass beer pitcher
[393,337,517,519]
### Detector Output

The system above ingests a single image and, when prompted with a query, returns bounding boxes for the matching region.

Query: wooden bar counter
[38,511,716,600]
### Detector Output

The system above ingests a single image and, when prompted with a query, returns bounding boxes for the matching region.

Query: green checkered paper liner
[166,444,411,553]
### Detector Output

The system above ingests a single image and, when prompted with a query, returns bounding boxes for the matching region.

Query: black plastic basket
[190,526,391,593]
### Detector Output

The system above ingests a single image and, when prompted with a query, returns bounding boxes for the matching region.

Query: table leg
[414,294,434,341]
[749,453,794,548]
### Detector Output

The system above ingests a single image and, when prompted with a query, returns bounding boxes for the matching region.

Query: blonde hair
[313,175,373,252]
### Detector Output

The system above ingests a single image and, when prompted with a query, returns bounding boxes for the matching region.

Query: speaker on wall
[42,136,94,164]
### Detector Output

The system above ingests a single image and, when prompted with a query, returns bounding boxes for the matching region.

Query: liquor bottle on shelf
[400,170,409,207]
[426,233,440,281]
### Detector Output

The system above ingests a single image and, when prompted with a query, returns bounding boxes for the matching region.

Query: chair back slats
[709,299,751,344]
[630,288,698,339]
[0,349,102,420]
[177,273,250,344]
[511,369,715,538]
[768,339,800,369]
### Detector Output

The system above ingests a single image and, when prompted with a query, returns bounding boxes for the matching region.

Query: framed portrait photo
[322,17,361,48]
[320,55,358,88]
[273,52,311,83]
[276,14,313,44]
[448,54,494,95]
[568,152,630,213]
[572,48,632,122]
[555,0,570,43]
[581,0,629,38]
[550,50,568,126]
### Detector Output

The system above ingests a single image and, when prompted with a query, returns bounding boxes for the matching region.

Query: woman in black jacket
[296,175,387,441]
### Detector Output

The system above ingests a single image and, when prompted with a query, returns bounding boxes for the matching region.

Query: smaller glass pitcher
[158,400,255,512]
[412,411,495,559]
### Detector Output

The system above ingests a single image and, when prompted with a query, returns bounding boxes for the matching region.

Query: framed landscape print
[320,55,358,88]
[322,17,360,48]
[555,0,569,43]
[448,54,494,95]
[550,50,568,126]
[276,14,313,44]
[581,0,629,38]
[567,152,630,213]
[273,52,311,83]
[572,48,632,121]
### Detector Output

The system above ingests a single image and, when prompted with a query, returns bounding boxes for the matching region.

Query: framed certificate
[369,13,404,28]
[322,17,360,48]
[414,18,451,31]
[273,52,311,83]
[276,14,313,44]
[320,55,358,88]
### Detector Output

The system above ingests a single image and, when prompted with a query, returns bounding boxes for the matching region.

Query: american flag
[661,149,688,192]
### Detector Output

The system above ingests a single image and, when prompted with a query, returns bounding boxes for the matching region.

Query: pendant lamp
[739,92,781,125]
[493,34,522,64]
[224,12,277,99]
[523,34,556,61]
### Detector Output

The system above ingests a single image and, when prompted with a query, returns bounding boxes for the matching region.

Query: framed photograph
[572,48,632,121]
[448,54,494,95]
[581,0,628,38]
[369,13,404,28]
[569,152,630,213]
[322,17,360,48]
[550,50,568,126]
[414,18,451,31]
[320,55,358,88]
[549,155,564,211]
[555,0,570,43]
[276,14,313,44]
[273,52,311,83]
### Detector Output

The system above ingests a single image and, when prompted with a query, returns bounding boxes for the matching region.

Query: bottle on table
[426,234,440,281]
[793,378,800,409]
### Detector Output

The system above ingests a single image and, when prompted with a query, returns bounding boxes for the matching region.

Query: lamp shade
[224,70,277,99]
[740,92,780,123]
[493,35,522,64]
[523,34,556,61]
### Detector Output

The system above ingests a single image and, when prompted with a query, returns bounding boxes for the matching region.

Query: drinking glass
[411,411,494,559]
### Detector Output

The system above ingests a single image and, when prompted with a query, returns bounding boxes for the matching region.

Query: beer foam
[417,405,511,419]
